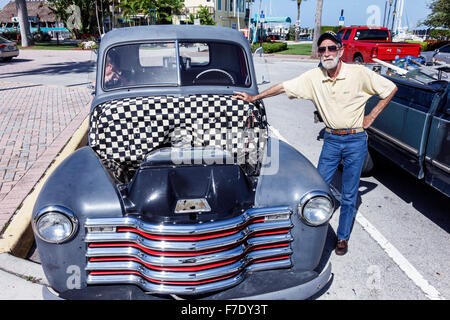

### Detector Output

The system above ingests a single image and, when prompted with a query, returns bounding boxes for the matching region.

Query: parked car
[364,74,449,197]
[336,26,421,64]
[0,35,19,62]
[420,43,450,65]
[32,25,334,300]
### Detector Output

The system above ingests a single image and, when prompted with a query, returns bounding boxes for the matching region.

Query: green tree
[156,0,184,24]
[120,0,184,25]
[188,5,215,25]
[421,0,450,29]
[47,0,104,38]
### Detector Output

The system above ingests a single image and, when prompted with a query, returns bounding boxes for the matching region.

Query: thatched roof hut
[0,1,56,23]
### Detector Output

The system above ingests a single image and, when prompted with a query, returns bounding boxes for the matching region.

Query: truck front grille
[84,206,293,295]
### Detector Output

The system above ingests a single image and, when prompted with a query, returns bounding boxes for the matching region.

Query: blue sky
[249,0,432,29]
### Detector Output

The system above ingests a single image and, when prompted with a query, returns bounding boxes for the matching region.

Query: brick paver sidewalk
[0,81,92,232]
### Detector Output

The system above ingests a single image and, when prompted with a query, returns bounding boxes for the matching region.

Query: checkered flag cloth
[89,95,268,181]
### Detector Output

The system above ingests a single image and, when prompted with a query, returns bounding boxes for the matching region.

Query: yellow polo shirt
[282,62,396,129]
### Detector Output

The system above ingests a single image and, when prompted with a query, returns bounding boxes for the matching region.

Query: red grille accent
[88,242,290,272]
[88,229,290,257]
[116,217,266,241]
[89,270,240,285]
[89,256,240,271]
[89,242,236,256]
[88,241,290,257]
[85,208,293,293]
[88,255,290,285]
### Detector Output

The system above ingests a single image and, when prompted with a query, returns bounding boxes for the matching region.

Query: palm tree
[15,0,34,47]
[311,0,323,58]
[292,0,305,42]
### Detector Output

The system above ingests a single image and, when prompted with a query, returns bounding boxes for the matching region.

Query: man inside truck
[233,31,398,256]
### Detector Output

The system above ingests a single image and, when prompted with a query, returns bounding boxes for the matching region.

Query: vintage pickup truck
[364,71,449,197]
[31,25,334,300]
[337,26,421,64]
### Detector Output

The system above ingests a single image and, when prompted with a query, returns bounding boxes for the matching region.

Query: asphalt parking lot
[0,49,448,300]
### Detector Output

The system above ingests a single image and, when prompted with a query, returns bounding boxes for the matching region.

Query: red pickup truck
[336,26,421,63]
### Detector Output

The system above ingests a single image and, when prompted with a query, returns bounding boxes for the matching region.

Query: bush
[1,30,20,42]
[33,31,51,42]
[429,29,450,40]
[321,26,342,34]
[251,41,287,53]
[424,39,450,51]
[406,41,428,51]
[78,40,98,50]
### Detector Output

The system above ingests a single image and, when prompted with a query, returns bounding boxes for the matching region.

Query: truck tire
[353,55,364,64]
[337,151,373,176]
[361,150,374,176]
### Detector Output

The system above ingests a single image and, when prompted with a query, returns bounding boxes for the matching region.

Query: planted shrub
[252,41,287,53]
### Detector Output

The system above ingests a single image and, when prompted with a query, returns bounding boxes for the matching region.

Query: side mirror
[87,83,95,96]
[253,47,271,85]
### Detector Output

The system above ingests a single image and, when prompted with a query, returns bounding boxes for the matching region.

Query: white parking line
[269,127,445,300]
[355,213,444,300]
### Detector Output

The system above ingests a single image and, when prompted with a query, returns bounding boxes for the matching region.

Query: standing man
[233,31,397,255]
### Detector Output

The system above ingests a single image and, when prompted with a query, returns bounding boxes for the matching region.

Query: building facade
[0,0,68,37]
[183,0,248,30]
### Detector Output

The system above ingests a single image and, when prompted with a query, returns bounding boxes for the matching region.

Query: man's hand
[233,83,285,103]
[105,71,118,83]
[232,91,255,102]
[364,86,398,129]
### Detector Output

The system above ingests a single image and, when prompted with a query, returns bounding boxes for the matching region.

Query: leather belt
[325,127,365,135]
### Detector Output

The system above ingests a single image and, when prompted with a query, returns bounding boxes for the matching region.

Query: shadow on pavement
[0,60,96,79]
[0,58,33,64]
[0,83,43,91]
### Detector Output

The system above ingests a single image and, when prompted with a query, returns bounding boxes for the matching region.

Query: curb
[0,117,89,257]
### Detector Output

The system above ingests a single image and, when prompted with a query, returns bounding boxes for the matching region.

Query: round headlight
[33,206,78,244]
[299,192,334,226]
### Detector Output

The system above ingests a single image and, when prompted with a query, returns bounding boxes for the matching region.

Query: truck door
[338,28,352,62]
[365,77,444,179]
[424,86,450,196]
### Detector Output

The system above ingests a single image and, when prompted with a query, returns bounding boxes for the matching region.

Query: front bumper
[42,263,332,300]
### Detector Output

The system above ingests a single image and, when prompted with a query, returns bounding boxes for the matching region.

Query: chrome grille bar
[87,245,247,267]
[84,206,293,295]
[86,247,292,282]
[85,219,292,252]
[87,259,292,295]
[85,206,292,235]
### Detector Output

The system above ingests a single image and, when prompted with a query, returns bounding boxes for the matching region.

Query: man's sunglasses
[317,45,340,53]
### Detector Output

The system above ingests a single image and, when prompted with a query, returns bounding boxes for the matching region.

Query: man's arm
[363,86,398,129]
[232,83,285,103]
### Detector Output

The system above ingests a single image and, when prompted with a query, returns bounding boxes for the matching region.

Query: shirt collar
[321,61,347,82]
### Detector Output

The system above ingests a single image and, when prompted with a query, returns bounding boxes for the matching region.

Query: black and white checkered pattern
[89,95,268,180]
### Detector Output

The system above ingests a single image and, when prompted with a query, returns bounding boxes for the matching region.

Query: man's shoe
[335,239,348,256]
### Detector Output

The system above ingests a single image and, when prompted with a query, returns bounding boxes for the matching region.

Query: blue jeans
[317,130,368,241]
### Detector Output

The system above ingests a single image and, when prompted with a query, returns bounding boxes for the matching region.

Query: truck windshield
[354,29,389,41]
[103,41,251,90]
